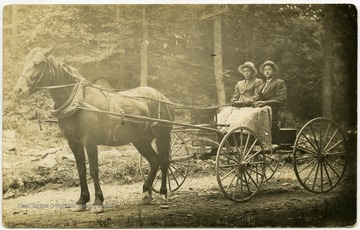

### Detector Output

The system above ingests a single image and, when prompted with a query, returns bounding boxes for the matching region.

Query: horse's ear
[44,45,57,57]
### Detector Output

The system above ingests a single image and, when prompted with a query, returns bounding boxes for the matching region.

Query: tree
[3,4,357,128]
[140,6,149,86]
[322,5,334,118]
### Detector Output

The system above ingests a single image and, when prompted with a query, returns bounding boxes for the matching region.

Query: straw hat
[259,60,279,75]
[238,62,258,76]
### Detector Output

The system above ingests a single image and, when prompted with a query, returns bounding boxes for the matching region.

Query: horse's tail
[157,92,175,122]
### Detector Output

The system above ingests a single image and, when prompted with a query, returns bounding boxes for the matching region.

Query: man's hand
[255,101,267,107]
[232,100,244,107]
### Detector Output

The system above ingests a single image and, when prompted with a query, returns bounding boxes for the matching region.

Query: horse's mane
[28,47,83,82]
[48,56,83,82]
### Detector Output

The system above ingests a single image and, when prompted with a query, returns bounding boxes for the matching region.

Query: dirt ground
[2,126,357,228]
[3,161,356,228]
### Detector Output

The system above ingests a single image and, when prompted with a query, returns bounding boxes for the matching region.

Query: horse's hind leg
[154,126,171,200]
[133,138,160,204]
[68,140,90,212]
[84,142,105,213]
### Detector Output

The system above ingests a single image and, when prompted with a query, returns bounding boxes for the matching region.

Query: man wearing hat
[231,61,263,107]
[255,60,287,119]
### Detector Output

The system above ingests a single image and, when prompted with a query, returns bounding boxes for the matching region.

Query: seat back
[191,108,218,126]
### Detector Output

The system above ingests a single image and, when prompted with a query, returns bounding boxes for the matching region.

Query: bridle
[19,55,83,90]
[20,56,50,91]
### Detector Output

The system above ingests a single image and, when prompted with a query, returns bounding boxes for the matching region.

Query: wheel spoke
[320,160,324,191]
[168,166,180,187]
[311,163,320,191]
[220,152,239,164]
[169,163,186,178]
[171,145,184,156]
[303,160,318,183]
[322,161,333,188]
[171,134,179,149]
[244,132,251,158]
[170,161,189,167]
[297,158,317,174]
[326,151,346,156]
[325,139,344,153]
[296,146,318,156]
[323,129,338,151]
[300,132,320,153]
[246,166,265,177]
[245,169,261,189]
[310,124,321,152]
[140,133,190,193]
[244,139,258,159]
[232,174,240,199]
[323,122,331,148]
[216,126,264,202]
[225,172,237,193]
[323,159,342,179]
[295,154,317,161]
[221,167,238,181]
[246,149,263,162]
[242,171,252,194]
[294,118,347,194]
[325,157,346,167]
[219,163,239,168]
[232,133,240,157]
[265,161,276,174]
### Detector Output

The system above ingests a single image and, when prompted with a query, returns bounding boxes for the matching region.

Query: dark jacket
[259,77,287,110]
[231,78,263,106]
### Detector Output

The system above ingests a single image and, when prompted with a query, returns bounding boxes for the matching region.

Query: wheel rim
[139,132,190,193]
[293,117,347,193]
[262,150,281,181]
[216,126,265,202]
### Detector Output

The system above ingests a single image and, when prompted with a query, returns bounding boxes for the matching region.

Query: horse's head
[14,46,56,98]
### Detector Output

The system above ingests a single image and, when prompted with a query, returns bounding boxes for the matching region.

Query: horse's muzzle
[13,85,29,98]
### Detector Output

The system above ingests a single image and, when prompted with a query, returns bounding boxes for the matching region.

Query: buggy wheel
[293,117,347,193]
[262,149,281,181]
[139,132,190,193]
[216,126,266,202]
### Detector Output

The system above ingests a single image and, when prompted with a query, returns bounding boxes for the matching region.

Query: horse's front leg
[68,140,90,212]
[85,143,105,213]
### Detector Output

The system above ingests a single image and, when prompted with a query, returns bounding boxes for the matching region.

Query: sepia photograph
[2,3,357,227]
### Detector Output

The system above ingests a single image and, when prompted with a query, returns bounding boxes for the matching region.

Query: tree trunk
[11,5,18,48]
[213,5,226,108]
[116,6,125,89]
[322,6,333,118]
[140,6,149,86]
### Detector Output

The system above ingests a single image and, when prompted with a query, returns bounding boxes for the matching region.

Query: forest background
[3,4,357,131]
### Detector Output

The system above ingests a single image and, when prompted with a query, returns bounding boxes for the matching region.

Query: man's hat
[259,60,279,75]
[238,62,258,76]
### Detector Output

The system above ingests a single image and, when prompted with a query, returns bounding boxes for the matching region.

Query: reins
[88,84,231,110]
[27,54,229,116]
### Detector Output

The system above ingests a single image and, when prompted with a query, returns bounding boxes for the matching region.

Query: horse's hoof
[154,194,168,205]
[71,204,87,212]
[90,204,105,213]
[142,192,153,205]
[142,196,153,205]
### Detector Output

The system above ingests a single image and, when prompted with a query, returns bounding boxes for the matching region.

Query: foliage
[3,4,357,129]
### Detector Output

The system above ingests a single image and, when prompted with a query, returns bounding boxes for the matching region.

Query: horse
[13,46,175,213]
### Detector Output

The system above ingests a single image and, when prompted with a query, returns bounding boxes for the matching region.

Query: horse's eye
[33,60,42,66]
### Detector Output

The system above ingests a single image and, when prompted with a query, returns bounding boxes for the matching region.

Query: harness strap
[102,92,125,144]
[51,82,84,118]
